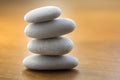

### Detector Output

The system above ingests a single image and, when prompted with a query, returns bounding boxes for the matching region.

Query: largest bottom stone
[23,54,79,70]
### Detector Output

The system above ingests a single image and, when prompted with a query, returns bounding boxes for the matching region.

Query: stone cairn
[23,6,79,70]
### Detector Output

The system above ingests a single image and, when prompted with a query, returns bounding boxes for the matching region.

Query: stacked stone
[23,6,79,70]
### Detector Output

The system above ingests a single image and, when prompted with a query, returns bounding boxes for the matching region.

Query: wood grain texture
[0,0,120,80]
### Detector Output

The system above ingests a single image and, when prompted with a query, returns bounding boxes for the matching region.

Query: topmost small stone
[24,6,62,23]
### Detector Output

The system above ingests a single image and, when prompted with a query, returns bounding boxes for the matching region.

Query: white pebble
[27,37,73,55]
[23,54,79,70]
[24,18,76,39]
[24,6,61,23]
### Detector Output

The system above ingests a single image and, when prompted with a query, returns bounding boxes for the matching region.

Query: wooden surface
[0,0,120,80]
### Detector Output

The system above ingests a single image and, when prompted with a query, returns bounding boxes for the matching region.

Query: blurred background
[0,0,120,49]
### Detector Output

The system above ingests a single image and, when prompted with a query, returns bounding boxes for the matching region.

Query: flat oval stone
[23,54,79,70]
[27,37,73,55]
[24,18,76,39]
[24,6,61,23]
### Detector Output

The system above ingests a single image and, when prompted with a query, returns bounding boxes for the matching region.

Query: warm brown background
[0,0,120,80]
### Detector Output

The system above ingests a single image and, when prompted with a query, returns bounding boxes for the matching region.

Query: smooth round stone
[27,37,73,55]
[23,54,79,70]
[24,18,76,39]
[24,6,61,23]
